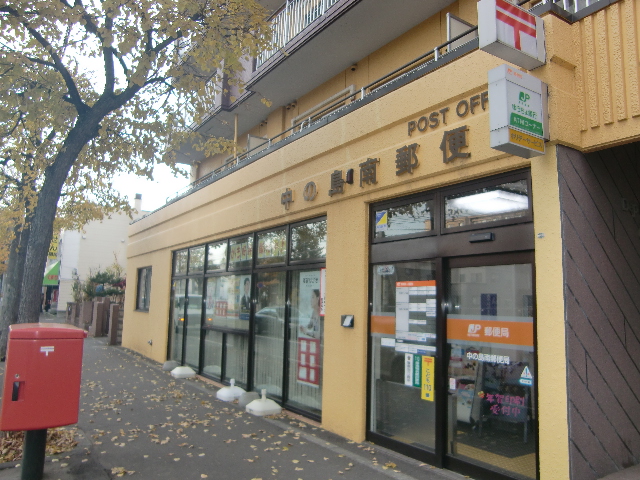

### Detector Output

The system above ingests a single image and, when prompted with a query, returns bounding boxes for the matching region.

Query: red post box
[0,323,87,431]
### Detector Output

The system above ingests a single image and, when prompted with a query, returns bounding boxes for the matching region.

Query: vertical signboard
[478,0,546,70]
[489,64,548,158]
[421,356,435,401]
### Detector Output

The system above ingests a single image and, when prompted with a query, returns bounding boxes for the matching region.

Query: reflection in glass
[189,246,205,273]
[374,200,434,239]
[288,270,323,416]
[225,334,248,386]
[257,229,287,265]
[445,180,529,228]
[204,276,250,332]
[291,219,327,261]
[174,250,188,275]
[170,279,187,362]
[253,271,286,399]
[202,330,223,378]
[184,278,203,368]
[447,264,535,480]
[370,262,437,450]
[206,241,227,271]
[229,236,253,270]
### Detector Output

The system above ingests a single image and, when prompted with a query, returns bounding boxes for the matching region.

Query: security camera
[350,64,357,72]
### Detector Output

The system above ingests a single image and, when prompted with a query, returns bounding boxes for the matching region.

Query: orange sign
[395,280,436,288]
[447,318,533,347]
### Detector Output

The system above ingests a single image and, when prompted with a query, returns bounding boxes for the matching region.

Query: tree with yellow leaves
[0,0,271,340]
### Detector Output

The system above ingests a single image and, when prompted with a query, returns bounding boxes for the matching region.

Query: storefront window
[204,276,250,331]
[370,261,437,450]
[373,200,434,240]
[253,271,286,399]
[174,250,188,275]
[189,246,205,273]
[169,217,326,418]
[444,179,529,229]
[184,278,203,368]
[446,263,535,480]
[287,269,325,416]
[229,236,253,270]
[290,219,327,261]
[202,330,223,378]
[170,279,187,362]
[256,229,287,266]
[206,241,227,271]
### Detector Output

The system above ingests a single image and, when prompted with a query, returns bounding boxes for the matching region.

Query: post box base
[22,429,47,480]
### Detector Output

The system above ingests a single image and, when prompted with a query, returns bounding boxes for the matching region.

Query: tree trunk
[17,114,103,324]
[0,220,30,358]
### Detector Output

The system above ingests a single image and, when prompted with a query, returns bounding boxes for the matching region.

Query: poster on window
[297,271,322,387]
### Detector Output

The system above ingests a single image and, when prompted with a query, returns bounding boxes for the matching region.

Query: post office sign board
[489,64,548,158]
[478,0,546,70]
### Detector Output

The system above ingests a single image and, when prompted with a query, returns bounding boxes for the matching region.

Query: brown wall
[558,143,640,479]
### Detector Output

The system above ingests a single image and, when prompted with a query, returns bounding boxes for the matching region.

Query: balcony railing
[256,0,340,68]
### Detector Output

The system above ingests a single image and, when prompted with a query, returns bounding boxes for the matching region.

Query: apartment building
[122,1,640,479]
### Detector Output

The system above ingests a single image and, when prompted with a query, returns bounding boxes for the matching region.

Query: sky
[113,163,191,213]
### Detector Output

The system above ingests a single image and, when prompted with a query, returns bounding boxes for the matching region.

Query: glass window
[170,279,187,362]
[189,246,205,273]
[136,267,152,311]
[202,330,223,379]
[256,229,287,266]
[174,250,188,275]
[444,179,529,229]
[228,236,253,270]
[374,200,434,240]
[446,263,535,479]
[206,241,227,271]
[225,333,249,387]
[290,219,327,261]
[253,271,286,399]
[287,269,324,416]
[204,276,250,332]
[370,261,437,450]
[184,278,203,368]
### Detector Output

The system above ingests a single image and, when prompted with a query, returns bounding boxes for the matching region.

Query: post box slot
[12,381,22,401]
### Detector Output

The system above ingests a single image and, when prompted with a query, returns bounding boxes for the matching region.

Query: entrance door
[369,261,439,458]
[445,254,536,480]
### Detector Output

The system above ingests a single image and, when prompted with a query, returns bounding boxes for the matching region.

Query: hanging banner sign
[48,233,60,259]
[478,0,546,70]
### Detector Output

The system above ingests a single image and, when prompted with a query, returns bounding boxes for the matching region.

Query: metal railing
[523,0,598,13]
[166,26,479,203]
[256,0,340,68]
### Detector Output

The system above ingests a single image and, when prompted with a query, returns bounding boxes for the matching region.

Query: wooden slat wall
[574,0,640,149]
[558,143,640,479]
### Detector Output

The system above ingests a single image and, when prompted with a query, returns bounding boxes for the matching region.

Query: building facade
[58,195,148,312]
[122,1,640,479]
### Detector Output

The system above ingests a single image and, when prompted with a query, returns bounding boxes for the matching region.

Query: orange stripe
[370,315,395,335]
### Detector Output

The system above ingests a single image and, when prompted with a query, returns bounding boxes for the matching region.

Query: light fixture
[447,190,528,215]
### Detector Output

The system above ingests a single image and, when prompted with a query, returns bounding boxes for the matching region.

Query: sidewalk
[0,333,470,480]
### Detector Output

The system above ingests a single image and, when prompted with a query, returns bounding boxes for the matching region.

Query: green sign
[413,354,422,388]
[510,113,543,136]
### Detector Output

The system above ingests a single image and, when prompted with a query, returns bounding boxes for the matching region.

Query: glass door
[369,261,438,453]
[446,257,536,480]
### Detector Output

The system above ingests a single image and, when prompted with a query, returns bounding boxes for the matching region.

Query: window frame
[136,266,152,311]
